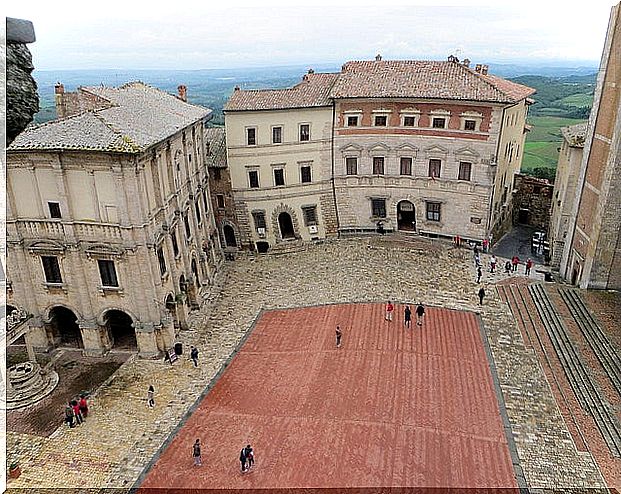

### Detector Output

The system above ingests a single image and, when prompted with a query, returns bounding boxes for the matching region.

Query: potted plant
[8,462,21,479]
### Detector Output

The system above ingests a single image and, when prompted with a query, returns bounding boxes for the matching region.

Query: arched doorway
[256,241,270,253]
[165,294,179,330]
[223,225,237,247]
[397,201,416,232]
[278,212,295,239]
[47,306,83,348]
[104,310,137,350]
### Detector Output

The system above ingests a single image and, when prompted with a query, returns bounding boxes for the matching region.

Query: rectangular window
[42,256,62,283]
[347,115,359,127]
[212,168,221,181]
[272,126,282,144]
[428,159,441,178]
[432,117,446,129]
[195,200,202,224]
[157,246,167,276]
[371,198,387,218]
[184,213,192,239]
[302,206,318,226]
[346,157,358,175]
[373,157,385,175]
[98,259,119,287]
[171,230,179,257]
[300,165,312,183]
[403,116,416,127]
[274,168,285,186]
[202,190,209,214]
[247,128,256,146]
[400,157,412,175]
[48,202,62,219]
[248,170,259,188]
[216,194,225,208]
[458,162,472,181]
[300,124,310,142]
[426,202,441,222]
[374,115,387,126]
[464,119,476,131]
[252,211,266,229]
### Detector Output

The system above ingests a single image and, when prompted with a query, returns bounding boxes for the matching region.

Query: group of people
[191,439,254,473]
[502,256,534,276]
[64,394,89,428]
[385,300,425,328]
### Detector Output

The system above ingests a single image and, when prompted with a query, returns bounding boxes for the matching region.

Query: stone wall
[511,173,553,230]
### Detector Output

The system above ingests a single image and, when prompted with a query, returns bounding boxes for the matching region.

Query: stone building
[512,173,553,230]
[205,127,239,251]
[7,82,220,357]
[549,123,586,268]
[224,57,535,250]
[560,3,621,289]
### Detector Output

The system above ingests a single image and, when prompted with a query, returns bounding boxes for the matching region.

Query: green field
[556,93,593,108]
[521,116,586,175]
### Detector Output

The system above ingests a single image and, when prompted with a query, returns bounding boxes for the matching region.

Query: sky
[6,0,617,70]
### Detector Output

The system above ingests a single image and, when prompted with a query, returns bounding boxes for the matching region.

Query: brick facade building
[224,56,535,250]
[7,82,221,356]
[560,4,621,289]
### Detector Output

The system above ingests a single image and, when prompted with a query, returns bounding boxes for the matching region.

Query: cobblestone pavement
[6,236,606,491]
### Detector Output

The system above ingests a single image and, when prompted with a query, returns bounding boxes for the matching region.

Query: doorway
[223,225,237,247]
[104,310,137,351]
[278,212,295,239]
[47,306,83,348]
[397,201,416,232]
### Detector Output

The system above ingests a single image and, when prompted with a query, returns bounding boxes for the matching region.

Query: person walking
[504,260,512,274]
[404,306,412,329]
[244,445,254,470]
[239,446,247,472]
[72,400,83,425]
[476,266,483,283]
[475,253,481,268]
[490,255,497,273]
[78,394,89,418]
[147,385,155,408]
[385,301,394,322]
[335,326,342,348]
[190,346,199,367]
[482,238,489,253]
[64,402,75,428]
[478,287,486,305]
[511,255,520,272]
[525,258,533,276]
[416,303,425,326]
[192,439,202,466]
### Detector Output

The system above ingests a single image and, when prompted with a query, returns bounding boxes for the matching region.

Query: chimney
[308,68,314,74]
[463,58,470,68]
[177,84,187,102]
[475,64,482,73]
[54,82,66,118]
[234,85,240,91]
[448,55,458,63]
[481,65,489,75]
[375,53,382,61]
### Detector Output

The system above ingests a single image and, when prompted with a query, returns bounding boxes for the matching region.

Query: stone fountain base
[6,361,59,409]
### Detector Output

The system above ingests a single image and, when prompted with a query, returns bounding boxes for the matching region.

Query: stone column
[134,322,160,358]
[78,319,104,356]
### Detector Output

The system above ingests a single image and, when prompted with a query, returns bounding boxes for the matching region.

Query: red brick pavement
[140,303,517,490]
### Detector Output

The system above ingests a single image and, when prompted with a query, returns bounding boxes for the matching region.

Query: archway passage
[104,310,137,351]
[47,306,83,348]
[223,224,237,248]
[397,201,416,232]
[256,241,270,253]
[278,212,295,240]
[165,294,179,330]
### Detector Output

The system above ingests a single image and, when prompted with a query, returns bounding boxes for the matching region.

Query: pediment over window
[83,242,124,259]
[396,143,419,152]
[26,240,65,254]
[368,142,391,153]
[424,145,449,155]
[340,143,364,153]
[455,147,481,158]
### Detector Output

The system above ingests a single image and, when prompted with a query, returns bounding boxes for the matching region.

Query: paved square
[140,302,517,490]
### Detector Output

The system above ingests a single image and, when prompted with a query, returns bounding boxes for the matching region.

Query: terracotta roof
[9,82,212,153]
[204,127,227,168]
[224,73,339,111]
[330,60,536,103]
[561,122,587,148]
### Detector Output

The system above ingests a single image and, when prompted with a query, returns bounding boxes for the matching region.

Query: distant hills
[32,62,598,126]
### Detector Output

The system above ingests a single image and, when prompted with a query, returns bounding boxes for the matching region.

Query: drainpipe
[330,100,341,237]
